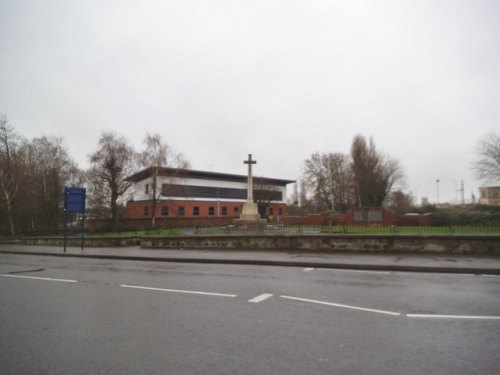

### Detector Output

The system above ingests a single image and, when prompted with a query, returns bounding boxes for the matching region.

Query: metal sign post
[63,187,86,252]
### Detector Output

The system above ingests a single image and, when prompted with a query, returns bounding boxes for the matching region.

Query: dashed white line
[333,269,390,275]
[303,268,315,272]
[406,314,500,320]
[120,284,237,298]
[281,295,401,316]
[248,293,273,303]
[0,274,77,283]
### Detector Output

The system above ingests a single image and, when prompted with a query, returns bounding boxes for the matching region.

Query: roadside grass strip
[0,274,77,283]
[120,284,237,298]
[281,295,401,316]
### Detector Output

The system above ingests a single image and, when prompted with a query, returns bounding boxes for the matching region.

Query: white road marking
[120,284,237,298]
[406,314,500,320]
[0,274,77,283]
[303,268,315,272]
[281,295,401,316]
[333,269,390,275]
[392,271,476,277]
[248,293,273,303]
[482,274,500,278]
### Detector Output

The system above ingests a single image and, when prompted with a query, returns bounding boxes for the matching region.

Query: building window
[208,207,215,216]
[367,210,382,222]
[161,206,169,216]
[144,206,149,216]
[145,184,149,194]
[354,209,382,222]
[178,206,185,216]
[278,208,283,216]
[269,207,274,215]
[193,206,200,216]
[234,207,239,213]
[221,207,227,216]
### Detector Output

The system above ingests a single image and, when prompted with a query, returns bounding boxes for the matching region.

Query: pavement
[1,243,500,275]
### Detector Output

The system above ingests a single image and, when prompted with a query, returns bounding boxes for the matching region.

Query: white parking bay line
[248,293,274,303]
[281,295,401,316]
[407,314,500,320]
[0,274,77,283]
[120,284,237,298]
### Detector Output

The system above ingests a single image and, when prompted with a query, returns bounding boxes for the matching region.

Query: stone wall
[140,235,500,254]
[19,234,500,254]
[22,237,140,247]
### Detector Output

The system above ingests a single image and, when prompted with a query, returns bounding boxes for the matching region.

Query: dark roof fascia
[125,167,295,186]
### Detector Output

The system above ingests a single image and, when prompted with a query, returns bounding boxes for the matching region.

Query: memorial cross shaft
[244,154,256,202]
[236,153,266,224]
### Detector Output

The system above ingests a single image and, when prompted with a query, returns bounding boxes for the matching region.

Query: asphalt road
[1,253,499,374]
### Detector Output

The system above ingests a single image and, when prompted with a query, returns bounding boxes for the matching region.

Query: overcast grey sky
[1,0,499,204]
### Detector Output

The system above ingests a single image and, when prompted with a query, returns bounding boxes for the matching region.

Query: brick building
[124,167,294,220]
[479,186,500,206]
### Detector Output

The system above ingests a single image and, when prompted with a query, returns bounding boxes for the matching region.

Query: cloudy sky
[1,0,499,204]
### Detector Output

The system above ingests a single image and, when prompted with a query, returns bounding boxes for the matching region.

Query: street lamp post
[436,179,440,205]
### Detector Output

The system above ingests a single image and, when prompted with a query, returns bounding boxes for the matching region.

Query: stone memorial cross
[237,153,262,222]
[244,154,256,202]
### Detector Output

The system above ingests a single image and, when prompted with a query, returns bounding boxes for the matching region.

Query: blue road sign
[63,187,87,252]
[64,187,86,213]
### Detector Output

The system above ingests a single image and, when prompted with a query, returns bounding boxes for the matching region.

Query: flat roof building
[124,167,294,220]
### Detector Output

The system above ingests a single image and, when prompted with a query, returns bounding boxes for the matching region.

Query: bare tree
[253,178,282,219]
[473,132,500,183]
[0,117,81,235]
[88,132,137,228]
[303,152,355,213]
[29,136,78,233]
[0,115,20,235]
[2,135,80,234]
[385,190,414,214]
[351,135,404,207]
[298,178,311,211]
[139,132,189,228]
[287,181,299,206]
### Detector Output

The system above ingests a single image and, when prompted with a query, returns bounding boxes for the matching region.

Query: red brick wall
[396,215,432,226]
[284,210,431,227]
[285,215,328,225]
[343,209,398,226]
[125,200,287,220]
[87,217,235,232]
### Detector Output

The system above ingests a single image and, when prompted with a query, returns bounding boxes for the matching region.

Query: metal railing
[178,223,500,236]
[181,224,323,236]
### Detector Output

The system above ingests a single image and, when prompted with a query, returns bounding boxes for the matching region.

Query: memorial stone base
[233,201,267,228]
[233,218,268,229]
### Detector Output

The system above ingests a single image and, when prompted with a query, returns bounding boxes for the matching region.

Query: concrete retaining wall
[143,234,500,254]
[22,237,141,247]
[19,234,500,254]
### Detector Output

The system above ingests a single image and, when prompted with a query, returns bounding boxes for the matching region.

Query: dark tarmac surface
[1,243,500,274]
